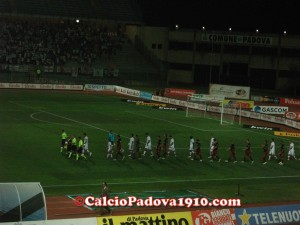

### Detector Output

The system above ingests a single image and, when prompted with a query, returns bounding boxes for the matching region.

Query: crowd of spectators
[0,19,123,67]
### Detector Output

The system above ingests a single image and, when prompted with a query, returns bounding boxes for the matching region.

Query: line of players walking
[106,130,177,160]
[60,129,92,160]
[106,131,297,165]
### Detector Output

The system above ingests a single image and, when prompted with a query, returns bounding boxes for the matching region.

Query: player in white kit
[268,138,277,160]
[143,133,153,157]
[128,133,135,157]
[83,132,92,157]
[288,141,297,160]
[106,141,113,159]
[188,136,194,158]
[168,135,176,157]
[208,136,214,158]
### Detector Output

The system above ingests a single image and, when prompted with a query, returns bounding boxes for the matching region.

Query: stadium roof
[138,0,299,35]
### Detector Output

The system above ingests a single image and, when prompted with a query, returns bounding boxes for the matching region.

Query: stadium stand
[0,0,11,13]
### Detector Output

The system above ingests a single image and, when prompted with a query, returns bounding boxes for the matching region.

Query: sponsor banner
[285,111,300,121]
[222,100,254,109]
[209,84,250,100]
[249,112,261,120]
[164,88,196,97]
[152,95,169,104]
[121,99,150,104]
[280,98,300,106]
[85,84,114,91]
[243,124,280,131]
[8,83,23,89]
[0,83,10,88]
[140,91,153,100]
[200,33,272,46]
[168,98,181,106]
[253,106,288,115]
[251,96,280,104]
[191,94,225,102]
[240,110,251,118]
[274,131,300,138]
[39,84,53,90]
[284,119,300,130]
[235,204,300,225]
[97,212,193,225]
[192,209,237,225]
[52,84,83,90]
[115,86,140,98]
[152,106,184,111]
[23,83,39,89]
[136,102,166,107]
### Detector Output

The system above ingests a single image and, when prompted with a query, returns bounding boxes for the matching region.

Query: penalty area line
[43,175,300,188]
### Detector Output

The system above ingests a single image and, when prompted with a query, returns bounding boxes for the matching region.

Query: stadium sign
[191,94,225,102]
[280,97,300,106]
[235,204,300,225]
[97,212,193,225]
[274,131,300,138]
[192,209,237,225]
[251,95,280,104]
[85,84,114,91]
[201,33,273,46]
[285,111,300,120]
[243,124,280,131]
[253,106,288,115]
[222,100,254,109]
[209,84,250,100]
[164,88,196,97]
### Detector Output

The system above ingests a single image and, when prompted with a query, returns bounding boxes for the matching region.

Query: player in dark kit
[156,136,162,160]
[210,138,221,162]
[262,140,268,165]
[242,139,254,164]
[225,143,237,163]
[278,141,285,165]
[191,139,203,162]
[114,134,125,160]
[162,134,169,159]
[100,181,112,215]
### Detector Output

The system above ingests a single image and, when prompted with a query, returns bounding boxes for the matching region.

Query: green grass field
[0,89,299,205]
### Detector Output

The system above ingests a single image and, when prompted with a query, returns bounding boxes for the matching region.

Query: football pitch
[0,89,299,205]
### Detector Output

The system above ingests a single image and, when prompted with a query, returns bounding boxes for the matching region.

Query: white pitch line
[125,111,239,132]
[42,175,300,188]
[10,101,130,140]
[30,111,75,127]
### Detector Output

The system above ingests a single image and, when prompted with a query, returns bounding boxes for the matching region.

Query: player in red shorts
[241,139,254,164]
[162,134,169,159]
[156,136,162,160]
[210,138,221,162]
[278,141,285,165]
[225,143,237,163]
[114,134,125,161]
[191,139,203,162]
[262,140,268,165]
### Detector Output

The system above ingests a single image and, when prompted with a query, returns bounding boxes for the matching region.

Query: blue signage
[140,91,153,100]
[235,204,300,225]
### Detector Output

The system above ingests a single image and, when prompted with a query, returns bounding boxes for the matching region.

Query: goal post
[186,94,241,125]
[220,100,242,125]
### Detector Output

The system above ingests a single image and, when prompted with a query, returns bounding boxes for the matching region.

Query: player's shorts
[288,150,295,156]
[77,147,83,154]
[245,150,251,156]
[145,144,152,150]
[72,145,77,152]
[269,149,275,155]
[61,139,66,147]
[169,146,175,151]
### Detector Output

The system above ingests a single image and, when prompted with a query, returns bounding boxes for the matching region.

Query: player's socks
[68,152,72,158]
[81,154,87,159]
[76,154,79,160]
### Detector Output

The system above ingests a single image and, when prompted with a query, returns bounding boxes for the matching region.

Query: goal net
[186,95,241,125]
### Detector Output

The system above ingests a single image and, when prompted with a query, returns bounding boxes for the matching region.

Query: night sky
[137,0,299,34]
